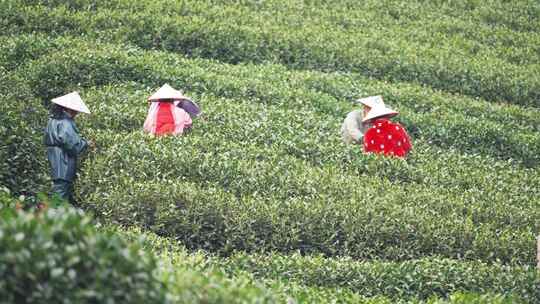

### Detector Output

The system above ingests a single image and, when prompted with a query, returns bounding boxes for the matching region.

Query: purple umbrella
[177,99,201,118]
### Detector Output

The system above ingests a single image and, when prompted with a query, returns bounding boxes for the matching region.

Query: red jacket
[364,118,412,158]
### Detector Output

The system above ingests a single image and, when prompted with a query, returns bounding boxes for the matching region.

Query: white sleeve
[344,111,364,142]
[143,102,159,133]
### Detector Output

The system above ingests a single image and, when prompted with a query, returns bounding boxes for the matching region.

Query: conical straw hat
[355,95,384,108]
[148,84,190,101]
[51,92,90,114]
[362,104,398,122]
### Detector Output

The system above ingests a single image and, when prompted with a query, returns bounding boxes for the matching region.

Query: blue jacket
[44,111,88,181]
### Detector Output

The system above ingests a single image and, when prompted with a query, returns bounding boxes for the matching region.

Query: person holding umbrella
[44,92,93,205]
[143,84,200,136]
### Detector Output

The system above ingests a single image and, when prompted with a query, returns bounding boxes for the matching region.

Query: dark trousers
[51,179,75,205]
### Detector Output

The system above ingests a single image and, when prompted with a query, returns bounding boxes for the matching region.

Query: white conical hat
[355,95,384,108]
[148,84,190,101]
[51,92,90,114]
[362,104,398,122]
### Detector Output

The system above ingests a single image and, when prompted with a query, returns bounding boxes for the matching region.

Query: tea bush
[2,36,538,263]
[2,36,538,264]
[0,193,277,304]
[120,228,534,303]
[116,227,382,303]
[7,38,539,165]
[218,252,540,302]
[2,0,539,106]
[0,91,48,195]
[0,192,168,304]
[0,34,61,71]
[1,0,539,301]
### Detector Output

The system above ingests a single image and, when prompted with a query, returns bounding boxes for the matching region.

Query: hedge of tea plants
[0,190,283,304]
[1,0,539,106]
[3,192,517,304]
[118,228,537,303]
[217,252,540,302]
[0,191,168,304]
[0,76,48,196]
[1,0,539,301]
[1,35,539,266]
[3,36,539,165]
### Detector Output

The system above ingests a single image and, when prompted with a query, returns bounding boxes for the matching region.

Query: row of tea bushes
[2,40,538,263]
[119,228,537,303]
[10,0,540,37]
[2,0,539,106]
[0,186,526,303]
[0,190,280,304]
[76,127,538,265]
[5,37,538,166]
[0,190,168,303]
[217,252,540,302]
[3,33,537,127]
[0,72,49,196]
[0,190,341,304]
[78,84,539,209]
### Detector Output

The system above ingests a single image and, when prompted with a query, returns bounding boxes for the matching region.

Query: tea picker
[341,95,384,145]
[143,84,200,136]
[362,103,412,158]
[44,92,93,205]
[342,95,412,158]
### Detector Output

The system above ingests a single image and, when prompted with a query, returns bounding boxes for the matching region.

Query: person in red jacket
[363,104,412,158]
[143,84,193,136]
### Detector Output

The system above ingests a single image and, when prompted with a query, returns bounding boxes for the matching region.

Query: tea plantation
[1,0,539,302]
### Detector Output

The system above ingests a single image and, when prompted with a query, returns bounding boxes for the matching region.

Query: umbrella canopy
[51,92,91,114]
[176,99,201,118]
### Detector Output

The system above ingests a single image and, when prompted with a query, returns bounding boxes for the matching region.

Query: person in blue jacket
[44,92,93,205]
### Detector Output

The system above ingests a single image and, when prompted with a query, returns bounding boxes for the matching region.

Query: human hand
[88,140,96,150]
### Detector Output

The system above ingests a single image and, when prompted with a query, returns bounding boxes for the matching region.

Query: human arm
[344,111,364,143]
[58,121,88,156]
[172,107,192,133]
